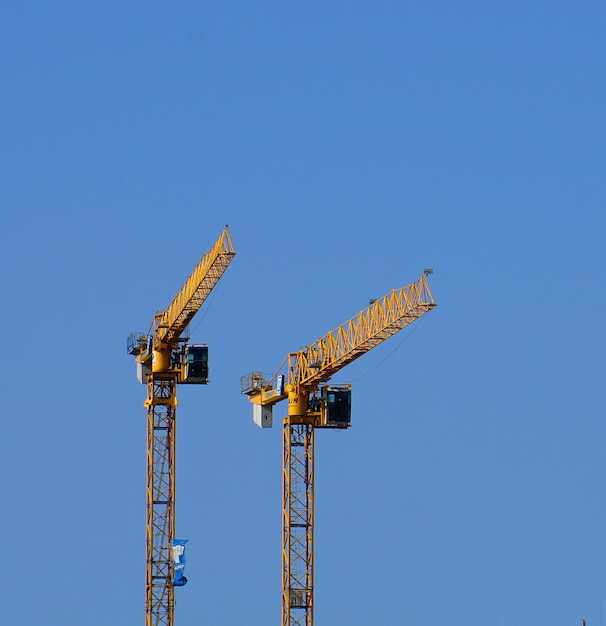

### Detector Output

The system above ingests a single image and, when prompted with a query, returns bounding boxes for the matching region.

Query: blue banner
[172,539,188,587]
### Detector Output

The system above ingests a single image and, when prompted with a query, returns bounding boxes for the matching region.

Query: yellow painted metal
[152,349,171,374]
[146,374,177,626]
[282,415,314,626]
[287,272,435,394]
[287,388,308,417]
[153,225,236,352]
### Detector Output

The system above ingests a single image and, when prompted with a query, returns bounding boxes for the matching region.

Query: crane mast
[128,226,236,626]
[242,271,436,626]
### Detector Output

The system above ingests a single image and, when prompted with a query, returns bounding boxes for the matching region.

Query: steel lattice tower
[145,374,177,626]
[282,418,315,626]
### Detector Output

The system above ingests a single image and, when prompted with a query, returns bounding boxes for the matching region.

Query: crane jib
[289,275,436,390]
[154,226,236,346]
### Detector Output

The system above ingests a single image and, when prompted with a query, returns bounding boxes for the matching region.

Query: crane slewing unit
[128,225,235,626]
[242,271,435,626]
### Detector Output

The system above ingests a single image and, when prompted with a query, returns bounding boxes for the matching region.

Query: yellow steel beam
[154,225,236,348]
[288,272,435,393]
[145,374,177,626]
[282,414,314,626]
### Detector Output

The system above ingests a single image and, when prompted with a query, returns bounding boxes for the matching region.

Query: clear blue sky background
[1,3,604,625]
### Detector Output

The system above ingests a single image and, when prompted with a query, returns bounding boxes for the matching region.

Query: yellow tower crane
[127,225,236,626]
[242,270,436,626]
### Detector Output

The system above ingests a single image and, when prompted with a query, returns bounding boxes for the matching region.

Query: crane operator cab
[180,344,209,384]
[316,384,352,428]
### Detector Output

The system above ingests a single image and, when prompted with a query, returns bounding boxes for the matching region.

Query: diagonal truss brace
[283,418,314,626]
[289,273,436,391]
[154,226,236,347]
[145,374,177,626]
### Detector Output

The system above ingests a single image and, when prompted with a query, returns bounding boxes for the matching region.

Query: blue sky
[1,2,605,625]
